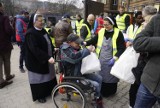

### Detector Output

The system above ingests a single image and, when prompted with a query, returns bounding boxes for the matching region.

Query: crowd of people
[0,1,160,108]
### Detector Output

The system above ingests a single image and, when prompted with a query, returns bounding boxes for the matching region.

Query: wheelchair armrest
[63,76,85,80]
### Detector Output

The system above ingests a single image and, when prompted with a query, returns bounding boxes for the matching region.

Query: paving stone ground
[0,45,159,108]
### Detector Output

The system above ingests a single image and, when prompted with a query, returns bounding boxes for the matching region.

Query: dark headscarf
[27,13,35,30]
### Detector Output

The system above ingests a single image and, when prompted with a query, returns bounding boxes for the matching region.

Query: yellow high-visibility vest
[96,28,120,57]
[116,14,128,31]
[81,24,91,41]
[45,28,55,46]
[76,19,84,36]
[128,24,142,40]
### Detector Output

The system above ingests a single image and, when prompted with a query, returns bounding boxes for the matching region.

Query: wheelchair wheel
[52,82,86,108]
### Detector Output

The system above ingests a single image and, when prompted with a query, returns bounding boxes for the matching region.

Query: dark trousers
[129,82,140,107]
[0,51,11,84]
[101,82,117,97]
[17,42,25,69]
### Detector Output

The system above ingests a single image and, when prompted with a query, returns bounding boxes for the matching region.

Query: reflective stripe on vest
[45,28,51,33]
[116,14,127,30]
[128,24,142,39]
[45,28,55,46]
[50,36,55,46]
[96,28,119,57]
[16,18,27,42]
[76,19,84,36]
[81,24,91,41]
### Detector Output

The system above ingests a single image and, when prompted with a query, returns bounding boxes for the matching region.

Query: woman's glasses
[103,23,111,26]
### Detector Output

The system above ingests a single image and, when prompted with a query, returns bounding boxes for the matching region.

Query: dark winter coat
[25,28,54,74]
[80,21,93,40]
[133,14,160,96]
[0,12,13,53]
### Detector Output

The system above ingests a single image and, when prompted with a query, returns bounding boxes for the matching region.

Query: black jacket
[80,21,93,40]
[0,12,13,53]
[133,14,160,96]
[25,28,54,74]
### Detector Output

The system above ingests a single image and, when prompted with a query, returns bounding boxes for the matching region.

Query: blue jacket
[60,43,90,76]
[16,15,27,42]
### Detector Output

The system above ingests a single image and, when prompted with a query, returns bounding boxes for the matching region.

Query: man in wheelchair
[60,33,103,108]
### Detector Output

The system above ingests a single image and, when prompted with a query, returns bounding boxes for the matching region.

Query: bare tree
[56,0,78,15]
[0,0,14,16]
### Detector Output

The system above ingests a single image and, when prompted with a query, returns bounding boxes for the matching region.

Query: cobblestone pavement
[0,45,159,108]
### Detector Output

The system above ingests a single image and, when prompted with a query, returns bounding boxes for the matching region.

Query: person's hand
[48,57,55,64]
[126,41,133,47]
[90,45,95,52]
[87,45,95,52]
[83,42,87,46]
[108,58,115,66]
[54,48,59,51]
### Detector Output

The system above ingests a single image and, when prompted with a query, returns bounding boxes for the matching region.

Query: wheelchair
[51,60,98,108]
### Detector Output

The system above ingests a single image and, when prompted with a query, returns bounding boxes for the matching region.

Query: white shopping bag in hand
[110,46,139,84]
[81,52,101,75]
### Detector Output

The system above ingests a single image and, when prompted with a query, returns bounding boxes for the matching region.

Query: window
[113,0,117,5]
[100,0,106,4]
[141,5,145,8]
[129,7,132,12]
[121,0,127,6]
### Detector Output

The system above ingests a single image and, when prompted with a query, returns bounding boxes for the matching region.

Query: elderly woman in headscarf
[25,13,57,103]
[85,16,126,97]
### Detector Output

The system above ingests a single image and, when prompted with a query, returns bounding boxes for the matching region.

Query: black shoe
[38,98,46,103]
[0,81,13,89]
[6,74,15,81]
[19,68,25,73]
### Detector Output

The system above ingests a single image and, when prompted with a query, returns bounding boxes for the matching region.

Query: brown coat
[54,20,72,47]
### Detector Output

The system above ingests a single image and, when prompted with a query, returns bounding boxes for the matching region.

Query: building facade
[97,0,119,11]
[128,0,160,12]
[96,0,160,12]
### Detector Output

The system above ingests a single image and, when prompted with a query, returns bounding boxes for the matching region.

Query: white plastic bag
[110,46,139,84]
[81,52,101,75]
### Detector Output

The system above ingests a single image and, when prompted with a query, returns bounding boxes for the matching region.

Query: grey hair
[142,6,157,16]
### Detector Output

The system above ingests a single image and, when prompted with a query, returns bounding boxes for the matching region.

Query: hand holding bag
[81,52,101,75]
[110,46,139,84]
